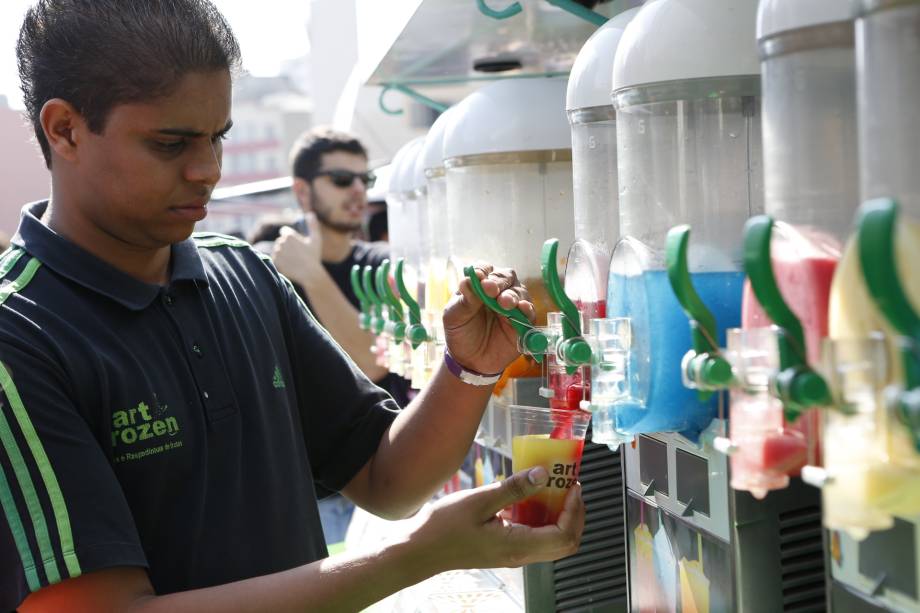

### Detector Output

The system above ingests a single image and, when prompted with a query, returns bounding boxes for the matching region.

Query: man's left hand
[443,263,536,376]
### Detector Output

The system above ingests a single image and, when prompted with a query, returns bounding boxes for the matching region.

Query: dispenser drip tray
[639,435,669,497]
[676,448,710,517]
[858,517,918,599]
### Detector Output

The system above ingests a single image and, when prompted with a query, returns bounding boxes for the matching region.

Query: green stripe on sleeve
[0,462,40,591]
[0,248,24,280]
[0,258,41,306]
[0,392,60,584]
[0,362,81,580]
[193,234,249,249]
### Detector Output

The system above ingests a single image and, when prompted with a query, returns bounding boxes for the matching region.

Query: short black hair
[290,126,368,182]
[17,0,241,168]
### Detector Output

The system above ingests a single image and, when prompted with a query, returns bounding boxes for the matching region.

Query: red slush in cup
[510,405,591,527]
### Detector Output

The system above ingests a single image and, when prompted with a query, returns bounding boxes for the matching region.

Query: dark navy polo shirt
[0,201,399,609]
[253,220,412,407]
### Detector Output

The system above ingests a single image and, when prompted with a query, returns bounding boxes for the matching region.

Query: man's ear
[292,177,313,212]
[39,98,84,164]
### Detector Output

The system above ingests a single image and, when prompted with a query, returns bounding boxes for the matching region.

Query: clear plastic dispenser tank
[555,8,639,427]
[565,7,639,323]
[826,0,920,539]
[381,137,424,378]
[593,0,762,449]
[418,107,456,341]
[709,0,859,499]
[443,77,575,382]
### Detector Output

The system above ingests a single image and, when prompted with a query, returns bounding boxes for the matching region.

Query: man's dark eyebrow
[156,119,233,138]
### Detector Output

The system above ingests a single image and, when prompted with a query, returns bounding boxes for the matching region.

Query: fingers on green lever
[464,264,546,362]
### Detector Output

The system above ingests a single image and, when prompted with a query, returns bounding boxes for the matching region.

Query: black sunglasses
[314,169,376,189]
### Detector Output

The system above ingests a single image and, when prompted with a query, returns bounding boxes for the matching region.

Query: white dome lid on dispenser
[757,0,856,41]
[407,138,428,194]
[566,8,640,111]
[612,0,760,92]
[387,139,413,197]
[389,137,425,195]
[419,107,456,175]
[443,77,571,160]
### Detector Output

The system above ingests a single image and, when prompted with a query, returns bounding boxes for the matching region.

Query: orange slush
[511,434,585,527]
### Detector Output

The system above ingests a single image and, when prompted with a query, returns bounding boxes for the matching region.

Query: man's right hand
[402,467,585,573]
[272,213,323,286]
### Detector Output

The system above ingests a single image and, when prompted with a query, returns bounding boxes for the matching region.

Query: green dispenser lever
[541,238,592,374]
[744,216,833,421]
[665,225,734,400]
[350,265,372,331]
[362,265,386,336]
[463,265,549,362]
[857,198,920,450]
[394,259,429,349]
[376,260,407,343]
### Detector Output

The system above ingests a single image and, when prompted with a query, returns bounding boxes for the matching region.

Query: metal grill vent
[778,505,827,612]
[554,442,627,612]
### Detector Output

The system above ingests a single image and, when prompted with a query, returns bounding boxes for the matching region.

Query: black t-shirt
[256,220,412,407]
[0,202,398,609]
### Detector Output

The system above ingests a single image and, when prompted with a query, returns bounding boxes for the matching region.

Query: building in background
[209,1,435,237]
[310,0,434,167]
[0,96,48,240]
[202,73,312,235]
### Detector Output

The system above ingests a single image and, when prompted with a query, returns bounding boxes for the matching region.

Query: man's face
[74,70,232,248]
[308,150,369,233]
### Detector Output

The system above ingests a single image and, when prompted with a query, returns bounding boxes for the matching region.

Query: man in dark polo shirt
[253,128,413,408]
[259,128,413,546]
[0,1,584,611]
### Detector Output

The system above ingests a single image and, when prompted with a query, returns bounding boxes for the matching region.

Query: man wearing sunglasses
[269,128,413,545]
[271,128,409,401]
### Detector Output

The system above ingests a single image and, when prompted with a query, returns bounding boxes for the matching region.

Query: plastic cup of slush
[510,405,591,527]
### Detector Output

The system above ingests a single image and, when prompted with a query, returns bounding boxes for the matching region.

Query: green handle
[857,198,920,450]
[363,266,386,335]
[379,84,449,117]
[350,265,371,331]
[463,265,548,362]
[743,216,832,419]
[376,260,406,343]
[541,238,591,373]
[545,0,608,26]
[477,0,606,26]
[476,0,522,20]
[395,259,429,348]
[664,226,733,396]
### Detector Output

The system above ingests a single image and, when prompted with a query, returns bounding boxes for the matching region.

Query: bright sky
[0,0,311,109]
